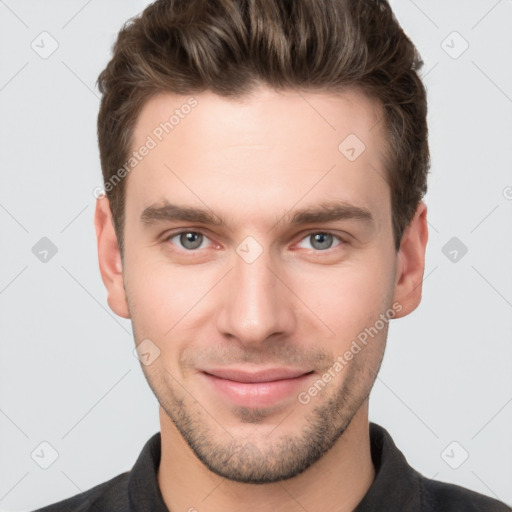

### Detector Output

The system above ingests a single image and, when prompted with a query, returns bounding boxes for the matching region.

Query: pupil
[182,232,202,249]
[312,233,332,250]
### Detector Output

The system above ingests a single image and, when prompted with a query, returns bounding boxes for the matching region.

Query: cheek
[287,260,394,342]
[124,257,219,339]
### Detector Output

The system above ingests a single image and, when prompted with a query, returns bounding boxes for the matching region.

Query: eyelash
[162,229,347,253]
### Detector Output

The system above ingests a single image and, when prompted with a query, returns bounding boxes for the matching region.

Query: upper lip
[202,367,313,383]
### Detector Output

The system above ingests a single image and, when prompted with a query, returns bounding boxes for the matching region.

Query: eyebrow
[141,201,224,226]
[280,201,374,228]
[140,200,374,229]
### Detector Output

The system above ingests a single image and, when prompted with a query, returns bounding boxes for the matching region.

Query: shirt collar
[127,422,421,511]
[354,422,422,511]
[128,431,168,511]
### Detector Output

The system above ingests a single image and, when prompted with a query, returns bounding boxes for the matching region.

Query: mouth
[200,367,315,408]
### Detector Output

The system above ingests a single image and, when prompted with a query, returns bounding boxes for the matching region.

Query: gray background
[1,0,511,510]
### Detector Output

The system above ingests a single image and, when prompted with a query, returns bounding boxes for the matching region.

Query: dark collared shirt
[32,422,510,511]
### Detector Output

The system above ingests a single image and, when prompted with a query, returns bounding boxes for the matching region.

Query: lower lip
[201,372,314,408]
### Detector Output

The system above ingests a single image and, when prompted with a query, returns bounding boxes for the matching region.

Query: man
[33,0,510,510]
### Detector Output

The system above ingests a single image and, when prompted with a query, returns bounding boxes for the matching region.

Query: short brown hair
[97,0,429,256]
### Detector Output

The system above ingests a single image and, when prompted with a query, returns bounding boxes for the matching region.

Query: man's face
[112,87,403,482]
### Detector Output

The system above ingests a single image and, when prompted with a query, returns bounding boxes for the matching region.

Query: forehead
[126,86,390,230]
[133,86,384,158]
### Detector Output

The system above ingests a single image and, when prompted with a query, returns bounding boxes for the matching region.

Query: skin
[95,86,428,512]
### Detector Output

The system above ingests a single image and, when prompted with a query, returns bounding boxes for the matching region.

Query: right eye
[165,231,212,251]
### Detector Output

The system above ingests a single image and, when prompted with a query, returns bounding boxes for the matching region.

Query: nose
[215,243,297,348]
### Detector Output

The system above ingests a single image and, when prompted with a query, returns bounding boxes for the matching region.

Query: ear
[391,201,429,318]
[94,197,130,319]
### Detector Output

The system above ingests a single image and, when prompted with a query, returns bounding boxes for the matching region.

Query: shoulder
[29,471,130,512]
[419,474,511,512]
[30,432,163,512]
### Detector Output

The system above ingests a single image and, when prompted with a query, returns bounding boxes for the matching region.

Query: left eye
[167,231,211,251]
[297,232,343,251]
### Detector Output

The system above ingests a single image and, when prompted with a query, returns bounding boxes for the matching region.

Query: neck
[157,401,375,512]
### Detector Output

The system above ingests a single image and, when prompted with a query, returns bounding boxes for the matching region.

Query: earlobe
[391,201,429,319]
[94,197,131,319]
